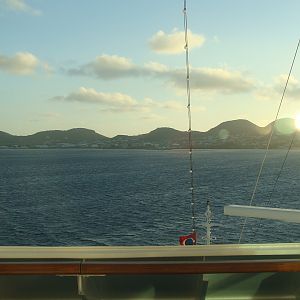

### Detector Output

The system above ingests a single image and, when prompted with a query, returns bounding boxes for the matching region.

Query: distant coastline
[1,118,299,150]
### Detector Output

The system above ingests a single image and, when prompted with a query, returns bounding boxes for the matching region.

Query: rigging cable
[238,39,300,243]
[267,131,297,202]
[260,130,297,221]
[183,0,196,233]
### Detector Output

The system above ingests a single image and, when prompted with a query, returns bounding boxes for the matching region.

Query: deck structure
[0,243,299,299]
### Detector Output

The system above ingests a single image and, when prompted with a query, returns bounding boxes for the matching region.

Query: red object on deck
[179,231,197,245]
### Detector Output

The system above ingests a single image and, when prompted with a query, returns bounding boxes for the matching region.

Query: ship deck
[0,243,299,299]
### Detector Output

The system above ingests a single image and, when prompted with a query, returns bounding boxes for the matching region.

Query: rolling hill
[0,118,298,149]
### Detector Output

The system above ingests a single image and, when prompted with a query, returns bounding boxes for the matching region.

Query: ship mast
[183,0,196,234]
[182,0,215,245]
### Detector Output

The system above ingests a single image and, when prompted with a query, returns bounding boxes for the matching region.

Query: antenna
[201,199,217,245]
[204,200,212,245]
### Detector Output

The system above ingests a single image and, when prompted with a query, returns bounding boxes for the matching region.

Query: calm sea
[0,149,299,246]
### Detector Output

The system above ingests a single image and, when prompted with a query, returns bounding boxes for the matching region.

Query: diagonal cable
[238,39,300,243]
[266,130,297,205]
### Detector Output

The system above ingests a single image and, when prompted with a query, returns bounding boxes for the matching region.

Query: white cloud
[144,61,169,73]
[68,54,142,79]
[0,52,39,74]
[149,29,205,54]
[0,51,51,75]
[281,76,300,100]
[52,87,137,109]
[166,67,255,93]
[255,74,300,101]
[275,74,300,92]
[5,0,41,15]
[50,87,193,115]
[67,54,255,94]
[68,55,173,79]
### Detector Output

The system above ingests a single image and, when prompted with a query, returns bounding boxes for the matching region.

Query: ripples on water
[0,149,299,246]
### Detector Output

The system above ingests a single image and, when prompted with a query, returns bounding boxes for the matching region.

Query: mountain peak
[66,128,96,134]
[208,119,263,136]
[149,127,181,134]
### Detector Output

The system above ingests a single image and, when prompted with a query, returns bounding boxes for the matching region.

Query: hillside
[0,118,299,149]
[207,119,266,136]
[0,128,109,147]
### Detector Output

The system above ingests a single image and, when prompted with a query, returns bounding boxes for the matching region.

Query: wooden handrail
[0,262,81,275]
[82,259,300,275]
[0,259,299,275]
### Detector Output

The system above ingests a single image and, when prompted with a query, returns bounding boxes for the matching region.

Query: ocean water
[0,149,299,246]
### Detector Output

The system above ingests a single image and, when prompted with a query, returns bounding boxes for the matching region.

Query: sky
[1,0,300,137]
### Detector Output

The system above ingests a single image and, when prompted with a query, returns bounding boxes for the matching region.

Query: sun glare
[295,114,300,130]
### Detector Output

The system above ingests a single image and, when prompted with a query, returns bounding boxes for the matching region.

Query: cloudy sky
[1,0,300,137]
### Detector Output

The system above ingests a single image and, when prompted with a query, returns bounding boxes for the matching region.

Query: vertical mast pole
[183,0,196,233]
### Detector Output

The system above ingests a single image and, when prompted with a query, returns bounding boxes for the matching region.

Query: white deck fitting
[0,243,299,259]
[224,205,300,224]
